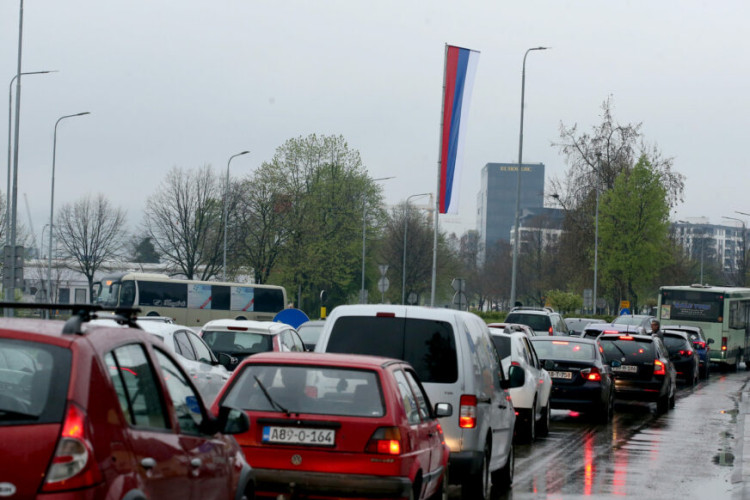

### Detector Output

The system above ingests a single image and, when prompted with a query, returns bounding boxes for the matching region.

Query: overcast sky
[2,0,749,250]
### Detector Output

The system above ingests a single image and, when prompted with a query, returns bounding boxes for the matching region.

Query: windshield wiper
[253,375,290,416]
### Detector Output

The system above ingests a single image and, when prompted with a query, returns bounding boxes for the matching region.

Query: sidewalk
[733,373,750,499]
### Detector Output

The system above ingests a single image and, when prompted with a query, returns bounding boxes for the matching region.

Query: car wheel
[526,401,537,443]
[491,444,514,492]
[536,403,550,437]
[656,393,669,414]
[669,391,676,409]
[462,443,490,500]
[598,389,614,424]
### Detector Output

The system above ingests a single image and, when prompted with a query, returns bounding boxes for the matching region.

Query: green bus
[93,272,288,326]
[657,284,750,371]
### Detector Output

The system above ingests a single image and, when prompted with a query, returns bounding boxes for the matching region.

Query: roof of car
[529,336,597,345]
[583,323,643,333]
[201,319,292,334]
[662,330,690,340]
[236,351,404,369]
[598,333,655,342]
[0,318,76,343]
[507,308,556,316]
[327,304,480,322]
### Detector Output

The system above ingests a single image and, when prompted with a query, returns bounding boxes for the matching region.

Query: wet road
[454,370,750,499]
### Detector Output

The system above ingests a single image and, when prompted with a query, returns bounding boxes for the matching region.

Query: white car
[88,318,231,404]
[490,328,552,443]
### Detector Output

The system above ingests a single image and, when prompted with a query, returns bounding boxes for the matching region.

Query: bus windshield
[95,279,121,307]
[660,290,723,323]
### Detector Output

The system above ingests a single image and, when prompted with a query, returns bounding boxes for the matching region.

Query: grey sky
[2,0,749,249]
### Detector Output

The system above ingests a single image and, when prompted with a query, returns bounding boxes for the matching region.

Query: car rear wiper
[253,375,290,416]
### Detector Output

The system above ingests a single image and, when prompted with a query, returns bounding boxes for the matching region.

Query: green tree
[545,289,583,314]
[129,236,160,263]
[598,155,671,309]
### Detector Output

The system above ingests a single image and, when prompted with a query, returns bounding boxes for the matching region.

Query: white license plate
[262,426,336,446]
[613,365,638,373]
[549,371,572,379]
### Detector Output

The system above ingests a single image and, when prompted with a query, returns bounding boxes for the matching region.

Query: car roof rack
[510,306,555,313]
[0,302,142,335]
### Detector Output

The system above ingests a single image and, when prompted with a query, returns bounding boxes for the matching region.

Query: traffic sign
[378,265,389,276]
[273,308,310,329]
[378,277,390,293]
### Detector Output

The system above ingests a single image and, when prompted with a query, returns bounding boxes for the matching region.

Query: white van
[315,305,523,499]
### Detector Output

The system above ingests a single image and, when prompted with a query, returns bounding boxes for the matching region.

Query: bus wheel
[235,316,247,321]
[146,311,160,317]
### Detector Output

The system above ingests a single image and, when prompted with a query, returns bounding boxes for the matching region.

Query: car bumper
[614,379,666,401]
[549,384,606,411]
[253,468,411,498]
[448,450,485,482]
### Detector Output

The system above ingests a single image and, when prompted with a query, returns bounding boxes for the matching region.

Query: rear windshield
[0,339,71,424]
[530,340,595,361]
[326,316,458,384]
[221,364,384,417]
[611,316,646,326]
[491,336,511,359]
[662,335,689,352]
[505,313,551,332]
[202,331,273,354]
[600,338,655,363]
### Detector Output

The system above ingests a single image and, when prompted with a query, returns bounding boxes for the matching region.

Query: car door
[186,330,228,402]
[393,368,433,493]
[152,348,235,500]
[403,368,446,483]
[105,344,192,499]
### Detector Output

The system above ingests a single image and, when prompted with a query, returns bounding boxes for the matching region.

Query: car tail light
[694,341,706,350]
[376,312,396,318]
[510,361,521,367]
[619,336,634,340]
[227,326,248,331]
[581,367,601,381]
[548,326,554,335]
[365,427,403,455]
[679,350,694,357]
[603,330,620,335]
[41,403,102,492]
[459,395,477,429]
[722,337,728,351]
[654,360,666,376]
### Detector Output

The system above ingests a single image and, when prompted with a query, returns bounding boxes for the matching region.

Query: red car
[0,305,254,499]
[212,351,451,500]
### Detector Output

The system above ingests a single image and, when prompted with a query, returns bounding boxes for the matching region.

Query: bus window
[212,286,230,311]
[97,281,121,306]
[120,281,136,307]
[138,281,187,308]
[254,288,285,313]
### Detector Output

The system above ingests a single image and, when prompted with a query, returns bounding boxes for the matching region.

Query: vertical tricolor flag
[439,45,480,214]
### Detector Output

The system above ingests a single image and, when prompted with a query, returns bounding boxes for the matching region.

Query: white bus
[657,284,750,371]
[93,272,288,326]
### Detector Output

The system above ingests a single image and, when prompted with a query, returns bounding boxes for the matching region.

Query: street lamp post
[593,152,601,315]
[510,46,549,308]
[360,176,394,303]
[47,112,90,306]
[402,193,430,304]
[723,215,747,286]
[7,70,56,247]
[223,150,250,281]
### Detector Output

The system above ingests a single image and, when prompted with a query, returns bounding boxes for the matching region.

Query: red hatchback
[212,352,451,500]
[0,305,254,499]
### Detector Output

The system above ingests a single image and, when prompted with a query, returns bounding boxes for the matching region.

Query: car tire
[656,393,669,414]
[525,401,537,443]
[462,443,490,500]
[597,389,614,424]
[669,391,676,409]
[536,403,550,437]
[491,444,514,492]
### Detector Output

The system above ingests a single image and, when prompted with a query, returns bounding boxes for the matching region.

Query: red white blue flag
[439,45,480,214]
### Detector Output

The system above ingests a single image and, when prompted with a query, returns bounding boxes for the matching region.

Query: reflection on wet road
[453,371,749,499]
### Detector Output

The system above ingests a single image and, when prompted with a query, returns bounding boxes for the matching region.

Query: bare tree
[55,194,127,299]
[143,166,224,280]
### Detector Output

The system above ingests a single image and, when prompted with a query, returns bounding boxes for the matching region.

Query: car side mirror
[216,352,236,369]
[508,365,525,388]
[707,338,715,345]
[434,402,453,418]
[216,406,250,435]
[543,359,555,371]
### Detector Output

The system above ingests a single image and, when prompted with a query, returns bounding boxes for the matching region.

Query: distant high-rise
[476,162,545,250]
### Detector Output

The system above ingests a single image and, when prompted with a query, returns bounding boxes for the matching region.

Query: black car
[662,325,713,379]
[530,337,615,423]
[661,330,700,386]
[598,333,677,414]
[580,323,646,340]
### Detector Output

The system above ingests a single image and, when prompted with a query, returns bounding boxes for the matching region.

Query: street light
[361,176,395,303]
[402,193,431,304]
[7,70,56,246]
[723,215,747,285]
[39,223,49,259]
[593,152,601,315]
[223,150,250,281]
[47,112,90,305]
[510,46,549,308]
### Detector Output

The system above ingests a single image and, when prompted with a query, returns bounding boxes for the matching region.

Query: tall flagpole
[431,44,449,307]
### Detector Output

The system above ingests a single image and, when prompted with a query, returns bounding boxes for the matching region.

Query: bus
[93,272,288,325]
[657,284,750,371]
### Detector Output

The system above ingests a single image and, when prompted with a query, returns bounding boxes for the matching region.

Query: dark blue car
[662,325,714,379]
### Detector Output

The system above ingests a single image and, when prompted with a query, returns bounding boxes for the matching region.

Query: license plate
[549,371,572,379]
[613,365,638,373]
[262,426,336,446]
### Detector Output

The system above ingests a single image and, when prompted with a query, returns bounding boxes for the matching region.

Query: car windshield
[600,338,655,363]
[221,364,384,417]
[531,340,595,361]
[505,313,551,332]
[201,330,273,354]
[0,339,71,424]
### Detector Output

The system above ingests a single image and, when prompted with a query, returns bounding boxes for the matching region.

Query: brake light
[679,350,694,357]
[694,341,706,350]
[722,337,728,351]
[459,395,477,429]
[581,367,601,381]
[619,336,634,340]
[227,326,248,331]
[654,360,666,376]
[603,330,620,335]
[510,361,521,367]
[549,326,554,335]
[42,403,102,492]
[376,312,396,318]
[552,341,569,345]
[365,427,403,455]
